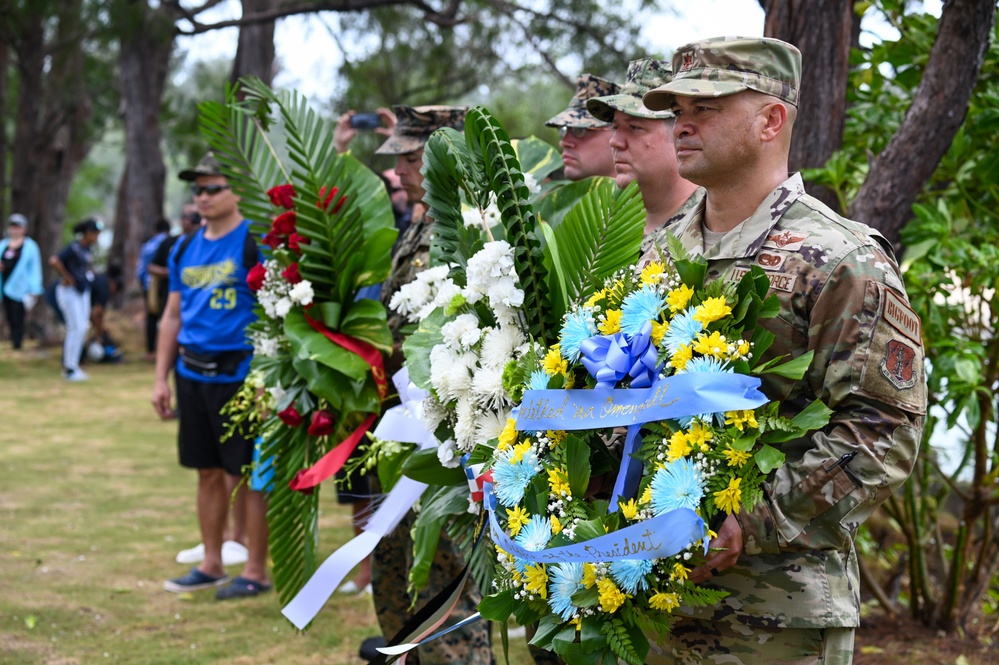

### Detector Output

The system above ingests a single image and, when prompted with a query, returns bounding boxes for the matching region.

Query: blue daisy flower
[662,309,703,355]
[548,562,584,621]
[527,369,551,392]
[675,357,733,427]
[560,308,598,362]
[514,514,552,572]
[650,458,705,516]
[620,287,665,337]
[610,559,654,595]
[493,448,540,508]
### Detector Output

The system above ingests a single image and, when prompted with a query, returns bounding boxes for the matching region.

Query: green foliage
[546,180,645,318]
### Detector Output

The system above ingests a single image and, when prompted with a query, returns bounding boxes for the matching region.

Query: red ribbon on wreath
[286,314,389,494]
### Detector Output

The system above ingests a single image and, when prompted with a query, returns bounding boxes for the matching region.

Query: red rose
[262,231,283,249]
[317,186,338,211]
[282,262,302,284]
[246,262,267,291]
[267,183,296,209]
[288,232,309,253]
[307,409,336,437]
[277,405,303,427]
[272,210,297,235]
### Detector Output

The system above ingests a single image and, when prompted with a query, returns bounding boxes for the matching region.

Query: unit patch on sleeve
[880,339,917,390]
[883,289,922,346]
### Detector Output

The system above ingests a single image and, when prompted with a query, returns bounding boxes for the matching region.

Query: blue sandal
[215,576,272,600]
[164,568,230,593]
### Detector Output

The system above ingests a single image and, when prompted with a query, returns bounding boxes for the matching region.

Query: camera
[349,112,382,130]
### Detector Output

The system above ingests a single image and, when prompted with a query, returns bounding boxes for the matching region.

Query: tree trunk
[848,0,997,247]
[8,0,94,341]
[762,0,856,211]
[231,0,277,87]
[0,37,8,225]
[111,2,177,296]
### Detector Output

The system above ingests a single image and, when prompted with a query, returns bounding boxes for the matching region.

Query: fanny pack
[180,348,251,378]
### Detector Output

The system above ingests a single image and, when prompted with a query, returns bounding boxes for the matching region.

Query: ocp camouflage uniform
[638,37,926,665]
[640,174,926,664]
[545,74,621,129]
[585,56,705,249]
[372,106,493,665]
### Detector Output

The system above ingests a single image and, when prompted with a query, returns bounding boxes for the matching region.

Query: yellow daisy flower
[669,563,690,582]
[666,284,694,313]
[599,309,622,334]
[548,467,571,497]
[651,320,669,346]
[640,262,666,286]
[667,430,693,461]
[670,344,693,371]
[543,345,568,376]
[722,445,752,468]
[693,331,728,358]
[510,440,533,464]
[692,296,732,326]
[497,418,518,451]
[619,498,639,520]
[597,578,627,613]
[551,515,563,535]
[506,505,530,536]
[585,288,607,309]
[582,563,598,588]
[524,563,549,599]
[639,484,653,505]
[724,409,759,432]
[714,477,743,514]
[649,592,681,612]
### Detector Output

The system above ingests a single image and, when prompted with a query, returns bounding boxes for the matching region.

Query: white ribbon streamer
[281,366,438,630]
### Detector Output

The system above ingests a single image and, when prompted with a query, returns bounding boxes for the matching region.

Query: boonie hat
[644,36,801,111]
[375,106,467,156]
[8,213,27,227]
[587,57,674,122]
[545,74,622,128]
[178,152,224,181]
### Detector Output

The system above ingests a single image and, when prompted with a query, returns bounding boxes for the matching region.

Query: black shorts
[176,375,253,476]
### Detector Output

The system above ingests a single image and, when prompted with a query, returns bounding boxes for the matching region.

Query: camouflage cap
[375,105,468,155]
[643,36,801,111]
[586,57,675,122]
[544,74,622,128]
[178,152,223,181]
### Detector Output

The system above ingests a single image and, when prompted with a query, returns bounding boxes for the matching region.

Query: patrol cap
[8,213,27,227]
[375,105,467,156]
[545,74,622,128]
[643,37,801,111]
[178,152,223,181]
[586,57,674,122]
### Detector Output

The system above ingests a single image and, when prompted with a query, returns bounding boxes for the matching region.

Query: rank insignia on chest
[880,339,918,390]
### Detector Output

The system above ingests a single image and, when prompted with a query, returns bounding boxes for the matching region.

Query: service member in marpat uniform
[152,153,271,600]
[368,105,495,665]
[638,37,926,665]
[585,56,702,248]
[545,74,621,181]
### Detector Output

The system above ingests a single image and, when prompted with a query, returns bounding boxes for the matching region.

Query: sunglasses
[190,184,231,196]
[559,126,606,140]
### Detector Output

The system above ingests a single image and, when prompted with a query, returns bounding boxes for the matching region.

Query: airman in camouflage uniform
[585,57,703,246]
[372,105,494,665]
[637,37,926,665]
[545,74,621,181]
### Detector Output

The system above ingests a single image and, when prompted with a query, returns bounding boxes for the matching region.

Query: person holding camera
[333,107,397,154]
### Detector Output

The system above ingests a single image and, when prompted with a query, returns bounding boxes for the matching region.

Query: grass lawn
[0,314,534,665]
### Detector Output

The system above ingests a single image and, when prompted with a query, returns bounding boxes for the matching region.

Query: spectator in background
[148,206,202,334]
[49,218,102,382]
[0,213,44,350]
[86,263,125,364]
[137,219,171,361]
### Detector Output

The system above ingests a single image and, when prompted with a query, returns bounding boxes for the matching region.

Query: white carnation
[441,313,482,350]
[289,280,314,306]
[437,438,460,468]
[486,277,524,308]
[274,297,292,318]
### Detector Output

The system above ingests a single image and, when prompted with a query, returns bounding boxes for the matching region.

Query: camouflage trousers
[643,618,855,665]
[371,510,494,665]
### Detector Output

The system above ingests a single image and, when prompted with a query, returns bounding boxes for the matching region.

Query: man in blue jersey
[151,152,271,600]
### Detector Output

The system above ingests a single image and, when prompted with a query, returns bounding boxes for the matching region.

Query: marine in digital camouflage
[649,618,854,665]
[586,56,675,122]
[376,105,468,156]
[371,512,492,665]
[544,73,621,128]
[640,174,926,635]
[643,36,801,111]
